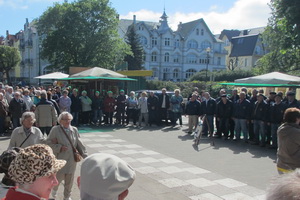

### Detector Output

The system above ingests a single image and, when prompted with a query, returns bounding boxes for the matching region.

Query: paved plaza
[0,117,279,199]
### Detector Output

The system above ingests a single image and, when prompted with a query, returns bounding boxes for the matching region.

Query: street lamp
[38,44,41,86]
[205,47,211,83]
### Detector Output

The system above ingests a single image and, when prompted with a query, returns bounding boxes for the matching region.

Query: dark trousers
[116,109,126,124]
[265,123,271,144]
[218,118,230,137]
[39,127,52,136]
[12,117,20,129]
[159,108,168,125]
[203,115,214,135]
[126,109,138,125]
[149,109,159,125]
[81,111,91,124]
[248,121,254,140]
[104,112,113,124]
[170,111,182,125]
[229,118,235,138]
[0,116,4,134]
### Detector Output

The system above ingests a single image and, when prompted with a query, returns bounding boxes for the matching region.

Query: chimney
[6,30,9,37]
[133,15,136,24]
[178,22,182,30]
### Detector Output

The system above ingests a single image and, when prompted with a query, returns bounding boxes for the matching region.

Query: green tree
[0,46,21,82]
[37,0,130,71]
[257,0,300,73]
[124,24,144,70]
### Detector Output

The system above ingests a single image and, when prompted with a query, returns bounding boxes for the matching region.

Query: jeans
[218,118,230,137]
[202,115,214,135]
[234,118,248,140]
[71,112,79,126]
[93,109,103,124]
[12,117,20,129]
[271,123,280,147]
[253,120,265,144]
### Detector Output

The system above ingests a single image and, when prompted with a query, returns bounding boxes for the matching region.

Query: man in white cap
[78,153,136,200]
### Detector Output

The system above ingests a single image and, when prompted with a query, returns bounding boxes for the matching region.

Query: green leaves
[37,0,130,71]
[0,46,21,80]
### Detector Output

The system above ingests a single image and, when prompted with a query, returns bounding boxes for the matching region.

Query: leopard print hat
[8,144,66,184]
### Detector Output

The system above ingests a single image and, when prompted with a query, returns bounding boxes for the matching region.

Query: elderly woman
[59,90,72,113]
[277,108,300,174]
[8,112,45,149]
[170,89,183,126]
[47,112,88,200]
[126,91,138,126]
[79,90,92,125]
[3,144,66,200]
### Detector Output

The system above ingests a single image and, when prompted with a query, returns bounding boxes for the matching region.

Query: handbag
[60,126,82,162]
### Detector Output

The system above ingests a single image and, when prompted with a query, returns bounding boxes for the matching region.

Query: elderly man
[200,92,216,137]
[35,90,57,135]
[158,88,170,126]
[78,153,135,200]
[9,91,27,129]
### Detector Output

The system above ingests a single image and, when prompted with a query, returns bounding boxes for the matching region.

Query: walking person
[47,112,88,200]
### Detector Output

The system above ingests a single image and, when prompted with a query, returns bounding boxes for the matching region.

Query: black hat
[269,91,276,95]
[221,94,227,97]
[287,91,295,96]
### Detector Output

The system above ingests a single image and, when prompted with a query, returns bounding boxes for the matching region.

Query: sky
[0,0,271,36]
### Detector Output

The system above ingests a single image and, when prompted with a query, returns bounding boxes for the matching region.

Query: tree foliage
[189,70,254,82]
[257,0,300,73]
[37,0,130,71]
[0,46,21,82]
[124,25,144,70]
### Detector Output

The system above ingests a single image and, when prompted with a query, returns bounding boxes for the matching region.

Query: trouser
[188,115,198,132]
[53,172,75,199]
[202,115,214,135]
[248,121,254,140]
[148,109,159,125]
[81,111,91,124]
[104,112,113,124]
[234,118,248,140]
[139,113,149,126]
[218,118,230,137]
[71,112,79,126]
[265,123,271,144]
[12,117,20,129]
[271,123,280,147]
[0,116,5,134]
[92,109,103,124]
[253,120,265,144]
[159,108,168,125]
[39,127,52,136]
[126,109,138,125]
[229,118,235,138]
[116,109,125,124]
[170,111,182,125]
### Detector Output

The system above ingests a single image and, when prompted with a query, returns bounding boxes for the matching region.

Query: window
[201,41,211,50]
[164,38,170,46]
[138,26,144,31]
[140,36,147,45]
[196,29,199,35]
[199,57,209,64]
[173,69,179,79]
[173,54,180,63]
[164,53,170,62]
[151,37,157,47]
[186,69,197,79]
[187,40,198,49]
[201,29,204,36]
[152,68,158,78]
[174,39,180,48]
[217,57,221,65]
[151,52,157,62]
[187,54,197,64]
[163,68,170,80]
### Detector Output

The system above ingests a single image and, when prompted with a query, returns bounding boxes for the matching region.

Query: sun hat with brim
[8,144,66,185]
[80,153,136,200]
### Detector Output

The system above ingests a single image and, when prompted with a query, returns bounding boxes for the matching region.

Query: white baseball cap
[80,153,136,200]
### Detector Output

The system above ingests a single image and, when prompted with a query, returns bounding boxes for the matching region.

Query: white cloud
[120,0,271,34]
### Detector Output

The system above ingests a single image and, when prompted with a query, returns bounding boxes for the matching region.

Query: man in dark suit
[158,88,170,125]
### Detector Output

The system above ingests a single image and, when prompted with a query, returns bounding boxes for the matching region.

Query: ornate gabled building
[119,11,227,81]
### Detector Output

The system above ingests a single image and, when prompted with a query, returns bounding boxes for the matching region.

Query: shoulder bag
[60,126,82,162]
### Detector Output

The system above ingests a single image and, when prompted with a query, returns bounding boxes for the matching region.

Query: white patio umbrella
[34,72,69,79]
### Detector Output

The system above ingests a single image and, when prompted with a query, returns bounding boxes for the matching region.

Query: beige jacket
[8,126,46,149]
[47,125,88,174]
[35,101,57,127]
[277,123,300,170]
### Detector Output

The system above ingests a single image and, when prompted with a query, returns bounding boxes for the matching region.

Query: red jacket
[103,97,115,113]
[2,187,40,200]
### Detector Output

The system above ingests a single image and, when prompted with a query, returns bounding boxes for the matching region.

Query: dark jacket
[92,96,103,110]
[200,98,216,115]
[284,99,300,109]
[269,102,288,124]
[147,95,159,110]
[158,94,170,109]
[185,100,201,116]
[70,94,81,112]
[116,95,126,111]
[233,99,251,120]
[216,100,233,118]
[252,100,268,121]
[229,94,239,103]
[9,98,27,118]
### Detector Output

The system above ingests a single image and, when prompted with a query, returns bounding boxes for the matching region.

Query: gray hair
[40,90,47,98]
[21,112,36,123]
[58,112,73,124]
[266,169,300,200]
[130,91,135,95]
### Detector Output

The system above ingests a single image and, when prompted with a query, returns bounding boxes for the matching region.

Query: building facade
[119,11,227,81]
